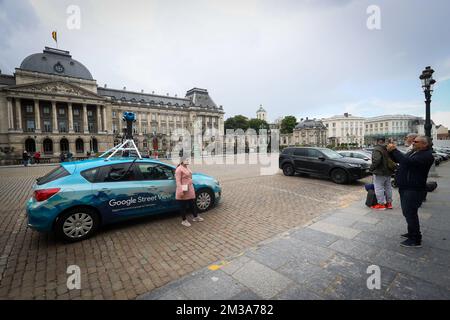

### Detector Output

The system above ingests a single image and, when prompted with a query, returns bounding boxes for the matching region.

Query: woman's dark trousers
[178,199,198,221]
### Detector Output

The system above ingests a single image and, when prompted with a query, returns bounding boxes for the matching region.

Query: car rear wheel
[283,163,295,176]
[195,189,214,213]
[55,208,99,242]
[331,168,349,184]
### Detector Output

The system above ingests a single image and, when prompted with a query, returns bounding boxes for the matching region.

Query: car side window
[136,163,175,181]
[307,149,322,158]
[80,167,99,183]
[293,148,307,156]
[99,163,137,182]
[282,148,292,155]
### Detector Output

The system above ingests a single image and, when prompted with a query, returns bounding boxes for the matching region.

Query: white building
[364,114,437,145]
[321,113,365,147]
[293,118,327,147]
[256,105,267,121]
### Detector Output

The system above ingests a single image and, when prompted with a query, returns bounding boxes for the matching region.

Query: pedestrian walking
[67,151,73,162]
[33,151,41,164]
[60,152,66,163]
[175,156,203,227]
[22,151,30,167]
[369,137,396,210]
[387,135,434,248]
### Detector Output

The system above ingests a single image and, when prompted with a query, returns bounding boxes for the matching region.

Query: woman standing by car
[176,156,204,227]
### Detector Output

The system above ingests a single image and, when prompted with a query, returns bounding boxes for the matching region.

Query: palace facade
[0,47,224,163]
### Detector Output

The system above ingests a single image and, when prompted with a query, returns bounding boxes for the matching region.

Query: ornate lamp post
[419,66,436,139]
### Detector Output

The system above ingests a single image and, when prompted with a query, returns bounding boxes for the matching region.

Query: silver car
[337,150,372,165]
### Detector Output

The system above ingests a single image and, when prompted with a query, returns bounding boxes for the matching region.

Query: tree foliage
[280,116,298,134]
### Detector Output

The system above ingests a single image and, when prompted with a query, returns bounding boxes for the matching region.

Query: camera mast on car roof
[99,111,142,160]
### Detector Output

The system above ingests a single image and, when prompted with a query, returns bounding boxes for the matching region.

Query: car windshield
[320,149,344,159]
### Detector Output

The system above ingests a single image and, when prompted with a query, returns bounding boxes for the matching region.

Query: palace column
[138,112,142,135]
[83,104,89,134]
[15,98,22,131]
[118,109,123,134]
[34,99,41,133]
[96,105,102,133]
[68,102,74,133]
[7,97,14,130]
[51,100,58,134]
[102,105,107,133]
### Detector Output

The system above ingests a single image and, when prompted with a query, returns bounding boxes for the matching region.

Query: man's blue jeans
[399,189,423,241]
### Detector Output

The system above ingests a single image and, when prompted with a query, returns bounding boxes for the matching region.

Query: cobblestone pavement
[139,162,450,300]
[0,156,368,299]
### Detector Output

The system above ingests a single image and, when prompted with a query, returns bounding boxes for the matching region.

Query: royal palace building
[0,47,224,163]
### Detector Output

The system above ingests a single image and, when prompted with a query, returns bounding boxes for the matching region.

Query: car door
[292,148,310,172]
[305,149,330,174]
[92,161,149,221]
[135,162,178,213]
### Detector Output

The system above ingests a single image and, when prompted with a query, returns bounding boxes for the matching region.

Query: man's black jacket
[390,148,434,191]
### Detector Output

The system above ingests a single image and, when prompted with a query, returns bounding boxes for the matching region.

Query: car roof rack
[99,138,142,161]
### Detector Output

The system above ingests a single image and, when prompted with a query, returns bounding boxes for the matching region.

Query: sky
[1,0,450,127]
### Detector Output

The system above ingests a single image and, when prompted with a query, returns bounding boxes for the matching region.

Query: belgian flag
[51,31,57,43]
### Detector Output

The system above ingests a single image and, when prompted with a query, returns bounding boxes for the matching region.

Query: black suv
[279,147,370,184]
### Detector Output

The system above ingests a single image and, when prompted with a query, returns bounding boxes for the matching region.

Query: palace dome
[19,47,93,80]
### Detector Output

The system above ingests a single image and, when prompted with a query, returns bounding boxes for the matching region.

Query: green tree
[280,116,298,134]
[248,118,269,134]
[224,115,249,131]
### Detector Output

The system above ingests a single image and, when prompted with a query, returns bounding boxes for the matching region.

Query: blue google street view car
[26,158,221,242]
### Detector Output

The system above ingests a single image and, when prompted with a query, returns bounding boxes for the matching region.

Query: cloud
[2,0,450,124]
[432,111,450,128]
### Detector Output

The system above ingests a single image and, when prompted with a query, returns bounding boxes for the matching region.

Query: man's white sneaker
[181,220,191,227]
[192,216,204,222]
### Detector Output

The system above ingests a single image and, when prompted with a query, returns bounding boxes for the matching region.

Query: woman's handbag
[182,184,189,192]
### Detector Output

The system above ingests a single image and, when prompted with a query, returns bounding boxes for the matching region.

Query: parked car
[432,153,441,166]
[337,150,372,165]
[279,147,371,184]
[434,147,450,155]
[434,151,449,161]
[27,158,222,242]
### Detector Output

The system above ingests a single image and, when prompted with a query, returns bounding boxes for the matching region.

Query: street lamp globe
[419,66,436,139]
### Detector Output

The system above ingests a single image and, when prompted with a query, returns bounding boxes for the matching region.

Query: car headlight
[214,179,220,186]
[347,163,361,168]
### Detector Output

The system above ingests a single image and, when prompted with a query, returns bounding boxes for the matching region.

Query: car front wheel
[283,163,295,176]
[195,189,214,213]
[331,168,349,184]
[55,208,99,242]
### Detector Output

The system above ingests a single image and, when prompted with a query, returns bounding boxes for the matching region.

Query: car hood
[334,157,368,165]
[192,172,216,181]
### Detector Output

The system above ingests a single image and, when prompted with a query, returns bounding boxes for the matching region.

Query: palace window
[88,122,95,133]
[59,121,67,133]
[26,120,35,132]
[74,122,81,133]
[73,108,80,116]
[43,107,50,114]
[43,121,51,132]
[26,105,33,113]
[58,108,65,115]
[88,110,93,117]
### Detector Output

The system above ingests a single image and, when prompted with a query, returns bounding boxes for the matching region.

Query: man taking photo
[387,135,434,248]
